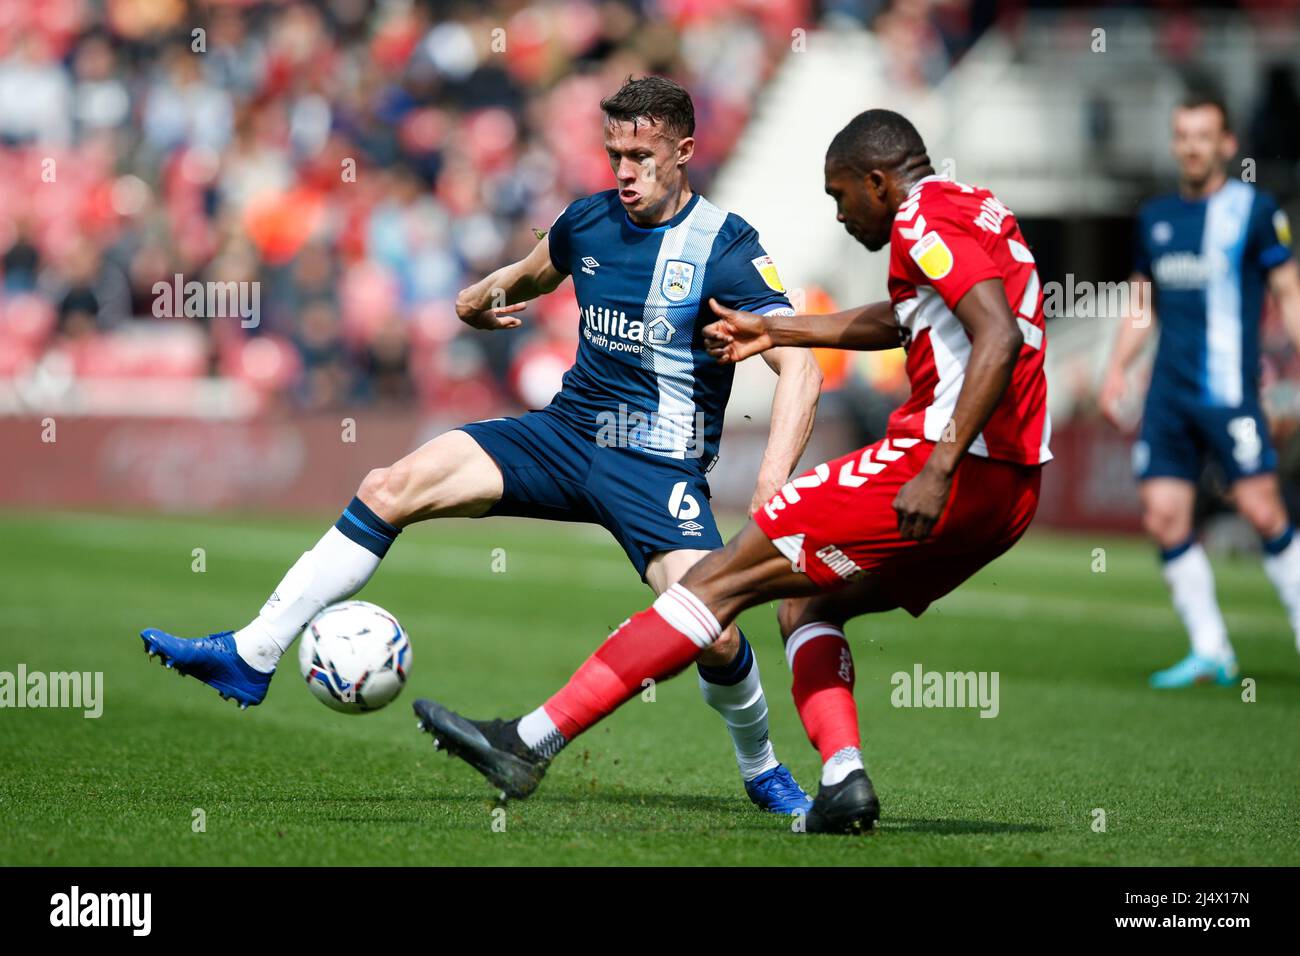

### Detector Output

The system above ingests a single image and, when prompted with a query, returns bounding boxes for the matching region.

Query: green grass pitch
[1,508,1297,866]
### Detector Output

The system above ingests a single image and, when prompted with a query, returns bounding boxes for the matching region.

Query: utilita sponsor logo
[49,887,151,936]
[581,304,673,354]
[1151,251,1226,289]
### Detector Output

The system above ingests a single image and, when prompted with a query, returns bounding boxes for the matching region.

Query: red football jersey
[886,176,1052,465]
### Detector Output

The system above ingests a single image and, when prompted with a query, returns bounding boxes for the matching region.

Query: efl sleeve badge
[909,232,954,281]
[750,254,786,293]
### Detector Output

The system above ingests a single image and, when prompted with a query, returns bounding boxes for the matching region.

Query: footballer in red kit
[413,109,1051,835]
[752,174,1050,610]
[886,178,1050,465]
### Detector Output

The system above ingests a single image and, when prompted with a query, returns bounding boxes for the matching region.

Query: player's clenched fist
[455,283,528,330]
[704,298,774,364]
[892,464,953,541]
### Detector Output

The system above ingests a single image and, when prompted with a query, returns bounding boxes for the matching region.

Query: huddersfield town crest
[662,260,695,302]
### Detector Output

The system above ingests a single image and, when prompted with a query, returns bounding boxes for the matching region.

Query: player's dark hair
[826,109,930,178]
[1178,92,1232,132]
[600,75,695,140]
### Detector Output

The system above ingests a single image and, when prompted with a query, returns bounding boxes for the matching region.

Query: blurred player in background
[1100,95,1300,688]
[412,109,1050,833]
[140,76,823,814]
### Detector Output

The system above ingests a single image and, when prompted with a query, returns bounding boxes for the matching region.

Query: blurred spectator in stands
[0,0,808,416]
[359,313,415,406]
[142,46,234,156]
[2,218,41,294]
[875,0,953,89]
[53,241,105,338]
[0,34,71,145]
[294,299,354,411]
[70,31,131,138]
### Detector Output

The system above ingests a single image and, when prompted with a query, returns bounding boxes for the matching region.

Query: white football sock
[1161,542,1233,662]
[696,635,780,781]
[518,706,567,758]
[1262,534,1300,651]
[234,527,382,672]
[822,746,864,786]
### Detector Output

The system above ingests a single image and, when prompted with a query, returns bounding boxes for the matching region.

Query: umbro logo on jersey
[678,519,704,535]
[581,256,599,275]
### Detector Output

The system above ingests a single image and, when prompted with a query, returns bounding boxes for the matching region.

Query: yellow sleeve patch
[751,255,785,293]
[909,232,954,280]
[1275,209,1292,249]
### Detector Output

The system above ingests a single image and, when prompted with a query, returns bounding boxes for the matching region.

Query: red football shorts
[752,435,1042,616]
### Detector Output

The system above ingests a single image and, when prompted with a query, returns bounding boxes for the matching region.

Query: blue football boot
[1149,652,1239,689]
[140,629,272,708]
[745,764,814,815]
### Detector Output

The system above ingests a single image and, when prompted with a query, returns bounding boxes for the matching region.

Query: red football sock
[786,623,859,762]
[543,584,721,740]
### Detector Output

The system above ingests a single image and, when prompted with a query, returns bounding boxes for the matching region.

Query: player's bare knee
[356,467,388,509]
[1142,506,1187,549]
[357,463,411,525]
[1238,495,1285,539]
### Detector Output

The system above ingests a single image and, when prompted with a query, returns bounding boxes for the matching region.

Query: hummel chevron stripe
[837,438,921,487]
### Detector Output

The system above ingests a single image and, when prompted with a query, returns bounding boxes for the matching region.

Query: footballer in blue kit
[1102,94,1300,687]
[462,187,795,577]
[138,76,822,813]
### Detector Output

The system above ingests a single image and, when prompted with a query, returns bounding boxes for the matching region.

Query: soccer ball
[298,601,412,714]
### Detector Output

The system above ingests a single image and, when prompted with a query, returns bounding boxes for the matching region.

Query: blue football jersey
[544,189,793,468]
[1134,180,1292,407]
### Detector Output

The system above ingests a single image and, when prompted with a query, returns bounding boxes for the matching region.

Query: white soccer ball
[298,601,412,714]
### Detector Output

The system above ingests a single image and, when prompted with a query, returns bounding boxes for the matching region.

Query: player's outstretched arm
[750,346,822,514]
[703,298,901,363]
[455,235,566,330]
[1098,271,1157,431]
[1268,259,1300,355]
[892,278,1023,540]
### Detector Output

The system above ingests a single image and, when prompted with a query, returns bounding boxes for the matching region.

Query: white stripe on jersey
[639,198,729,458]
[1203,180,1254,407]
[1038,406,1053,464]
[895,288,990,457]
